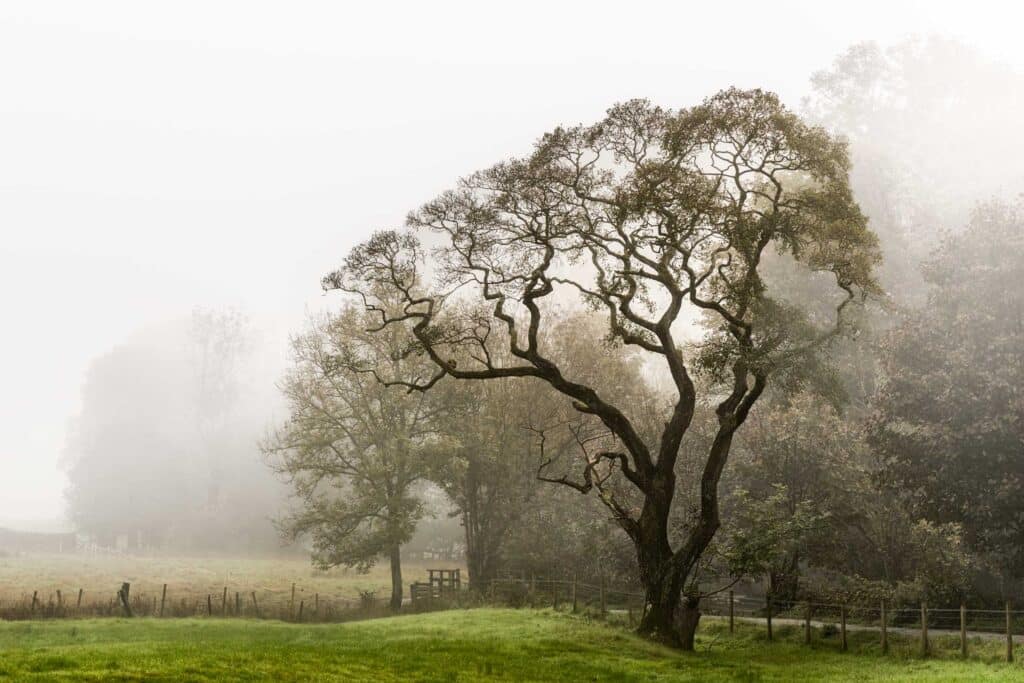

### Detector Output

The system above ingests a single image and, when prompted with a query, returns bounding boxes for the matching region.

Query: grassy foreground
[0,609,1021,682]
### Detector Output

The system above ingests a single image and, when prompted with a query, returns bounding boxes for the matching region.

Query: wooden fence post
[600,576,607,617]
[804,602,812,644]
[251,592,260,618]
[118,582,133,618]
[1007,601,1014,663]
[728,590,734,634]
[159,584,166,617]
[571,575,578,613]
[290,583,296,619]
[298,600,304,622]
[960,603,967,658]
[77,588,84,609]
[206,594,213,616]
[56,589,63,609]
[840,604,848,652]
[766,593,773,642]
[881,600,888,654]
[235,592,240,616]
[920,602,929,657]
[315,593,320,615]
[31,590,38,614]
[222,587,227,616]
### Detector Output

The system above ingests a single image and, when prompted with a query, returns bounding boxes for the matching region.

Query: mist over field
[1,0,1020,526]
[3,2,1024,679]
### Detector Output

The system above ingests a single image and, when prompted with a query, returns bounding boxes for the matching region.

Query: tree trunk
[634,497,685,648]
[466,545,497,592]
[389,545,403,611]
[466,544,482,590]
[635,557,704,650]
[676,595,702,651]
[632,470,718,651]
[769,550,801,604]
[464,513,490,592]
[463,501,507,593]
[638,581,682,647]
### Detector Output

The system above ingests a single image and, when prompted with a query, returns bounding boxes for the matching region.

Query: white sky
[1,0,1020,522]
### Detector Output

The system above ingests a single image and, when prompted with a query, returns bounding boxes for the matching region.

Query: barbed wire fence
[0,581,382,623]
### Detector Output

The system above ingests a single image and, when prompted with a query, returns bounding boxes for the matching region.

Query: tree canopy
[327,88,880,647]
[264,305,445,609]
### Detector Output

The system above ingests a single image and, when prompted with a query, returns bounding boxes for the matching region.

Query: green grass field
[1,608,1022,681]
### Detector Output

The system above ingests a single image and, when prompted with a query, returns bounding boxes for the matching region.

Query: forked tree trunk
[635,548,708,650]
[389,545,403,611]
[631,465,721,650]
[635,560,706,651]
[634,500,685,647]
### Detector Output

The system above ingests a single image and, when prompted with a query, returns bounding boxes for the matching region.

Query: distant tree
[64,340,194,549]
[433,313,653,588]
[721,396,856,602]
[263,306,443,610]
[871,201,1024,586]
[327,89,880,648]
[430,375,542,588]
[807,38,1024,237]
[501,479,639,586]
[189,307,250,509]
[64,316,282,552]
[720,484,825,598]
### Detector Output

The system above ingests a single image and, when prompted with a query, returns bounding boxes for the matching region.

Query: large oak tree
[328,89,880,647]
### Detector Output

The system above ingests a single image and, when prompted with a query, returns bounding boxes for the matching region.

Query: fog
[1,0,1022,528]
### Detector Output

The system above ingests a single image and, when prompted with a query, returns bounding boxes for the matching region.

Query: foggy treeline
[60,36,1024,645]
[62,309,285,552]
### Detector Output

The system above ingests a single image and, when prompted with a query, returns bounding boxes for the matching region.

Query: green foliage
[722,484,827,580]
[871,201,1024,580]
[263,305,444,598]
[712,397,863,591]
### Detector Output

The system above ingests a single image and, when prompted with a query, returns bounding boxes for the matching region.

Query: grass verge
[1,608,1022,681]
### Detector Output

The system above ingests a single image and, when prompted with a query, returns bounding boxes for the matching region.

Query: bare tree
[327,89,880,647]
